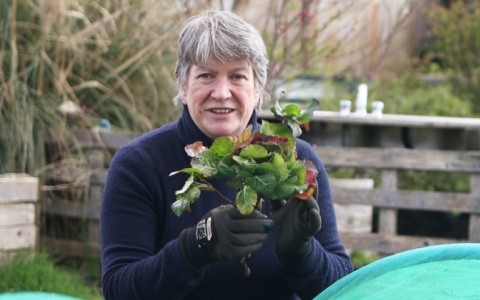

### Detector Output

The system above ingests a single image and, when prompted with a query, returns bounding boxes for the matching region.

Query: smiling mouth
[210,108,234,114]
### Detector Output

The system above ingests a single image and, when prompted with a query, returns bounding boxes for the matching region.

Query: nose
[211,76,232,101]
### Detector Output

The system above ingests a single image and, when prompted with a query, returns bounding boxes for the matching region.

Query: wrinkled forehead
[189,48,252,69]
[192,57,252,70]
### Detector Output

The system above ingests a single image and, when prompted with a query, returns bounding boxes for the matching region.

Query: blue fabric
[100,107,353,299]
[315,243,480,299]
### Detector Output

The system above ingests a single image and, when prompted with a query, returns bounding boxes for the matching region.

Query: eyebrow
[193,65,250,73]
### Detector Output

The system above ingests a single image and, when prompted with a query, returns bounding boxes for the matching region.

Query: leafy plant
[170,101,319,216]
[425,1,480,112]
[367,73,472,117]
[350,250,379,269]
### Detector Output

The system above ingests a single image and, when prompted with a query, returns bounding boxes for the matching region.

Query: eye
[198,73,213,79]
[231,73,247,81]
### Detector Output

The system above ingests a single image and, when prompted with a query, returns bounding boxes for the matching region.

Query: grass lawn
[0,251,102,300]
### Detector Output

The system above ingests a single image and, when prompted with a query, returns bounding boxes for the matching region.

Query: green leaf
[232,156,273,177]
[171,198,191,217]
[283,104,302,117]
[174,175,196,195]
[232,155,254,166]
[304,98,321,115]
[244,173,276,195]
[272,153,289,182]
[236,185,258,215]
[209,137,235,158]
[239,144,269,159]
[172,175,204,216]
[254,162,277,175]
[191,153,218,177]
[271,176,306,200]
[169,167,204,178]
[215,159,238,178]
[260,120,295,145]
[287,120,302,138]
[271,97,285,118]
[289,161,307,185]
[185,184,202,200]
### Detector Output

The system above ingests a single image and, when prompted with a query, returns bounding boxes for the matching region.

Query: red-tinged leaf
[301,123,310,132]
[185,141,208,157]
[306,168,318,185]
[237,125,253,148]
[296,186,316,200]
[228,136,238,144]
[304,160,318,183]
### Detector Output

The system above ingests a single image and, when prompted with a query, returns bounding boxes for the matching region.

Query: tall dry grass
[0,0,189,175]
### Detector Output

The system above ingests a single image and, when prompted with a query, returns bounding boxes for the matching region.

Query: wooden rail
[315,146,480,254]
[40,129,480,258]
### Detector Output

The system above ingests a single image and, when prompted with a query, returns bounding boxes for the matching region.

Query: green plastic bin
[315,243,480,299]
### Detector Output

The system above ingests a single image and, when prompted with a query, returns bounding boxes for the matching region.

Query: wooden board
[0,174,39,203]
[0,203,36,226]
[0,225,36,250]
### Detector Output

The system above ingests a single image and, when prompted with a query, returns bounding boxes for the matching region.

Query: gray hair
[173,10,270,107]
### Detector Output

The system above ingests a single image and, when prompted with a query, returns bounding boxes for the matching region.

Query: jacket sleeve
[277,140,354,299]
[100,145,204,299]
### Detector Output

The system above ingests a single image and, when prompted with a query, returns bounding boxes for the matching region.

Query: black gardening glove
[270,196,322,258]
[179,204,274,269]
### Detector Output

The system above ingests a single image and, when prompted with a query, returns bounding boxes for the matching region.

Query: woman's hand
[270,197,322,258]
[179,204,274,268]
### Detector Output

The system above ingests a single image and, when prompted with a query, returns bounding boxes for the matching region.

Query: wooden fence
[315,146,480,255]
[41,129,137,259]
[0,174,39,263]
[40,129,480,259]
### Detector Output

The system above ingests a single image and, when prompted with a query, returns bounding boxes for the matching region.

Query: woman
[101,10,353,299]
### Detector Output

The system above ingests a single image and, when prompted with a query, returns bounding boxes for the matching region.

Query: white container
[371,101,384,118]
[355,83,368,116]
[339,99,352,116]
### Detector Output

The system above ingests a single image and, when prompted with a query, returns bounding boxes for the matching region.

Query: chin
[209,129,237,138]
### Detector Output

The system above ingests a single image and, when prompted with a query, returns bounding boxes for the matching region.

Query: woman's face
[181,58,259,139]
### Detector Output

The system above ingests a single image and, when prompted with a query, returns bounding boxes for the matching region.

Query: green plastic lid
[315,243,480,299]
[0,292,81,300]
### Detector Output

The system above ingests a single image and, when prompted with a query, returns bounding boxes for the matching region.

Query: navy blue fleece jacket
[100,107,353,299]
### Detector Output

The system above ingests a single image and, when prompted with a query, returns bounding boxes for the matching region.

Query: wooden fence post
[0,174,39,264]
[469,174,480,242]
[378,170,397,235]
[87,148,105,256]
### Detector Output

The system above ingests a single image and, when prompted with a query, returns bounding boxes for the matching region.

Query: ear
[255,89,260,107]
[180,89,187,104]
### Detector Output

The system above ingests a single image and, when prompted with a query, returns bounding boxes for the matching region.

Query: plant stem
[200,179,236,206]
[213,189,236,206]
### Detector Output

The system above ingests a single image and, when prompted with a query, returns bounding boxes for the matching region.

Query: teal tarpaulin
[315,243,480,299]
[0,292,81,300]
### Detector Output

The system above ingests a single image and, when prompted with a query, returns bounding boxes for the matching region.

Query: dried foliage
[0,0,186,174]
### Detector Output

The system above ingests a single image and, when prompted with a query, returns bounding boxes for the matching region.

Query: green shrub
[350,250,379,269]
[320,73,472,117]
[0,251,102,299]
[425,1,480,113]
[368,74,472,117]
